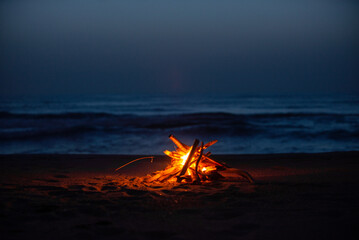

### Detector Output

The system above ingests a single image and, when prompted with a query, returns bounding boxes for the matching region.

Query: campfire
[117,134,254,184]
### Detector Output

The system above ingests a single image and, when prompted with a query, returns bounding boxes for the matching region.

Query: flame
[180,148,191,165]
[161,135,223,183]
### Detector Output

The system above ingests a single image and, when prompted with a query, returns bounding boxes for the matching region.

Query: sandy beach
[0,152,358,240]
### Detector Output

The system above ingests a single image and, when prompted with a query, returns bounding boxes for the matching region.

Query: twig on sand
[115,156,154,172]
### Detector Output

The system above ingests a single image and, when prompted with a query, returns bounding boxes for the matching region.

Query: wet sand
[0,152,358,240]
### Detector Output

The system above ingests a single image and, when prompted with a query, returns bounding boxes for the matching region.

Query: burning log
[116,135,254,184]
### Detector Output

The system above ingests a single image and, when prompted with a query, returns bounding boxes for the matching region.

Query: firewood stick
[178,139,199,176]
[188,168,199,182]
[163,150,182,159]
[239,170,255,183]
[217,168,254,183]
[202,155,228,168]
[194,142,204,181]
[148,168,180,182]
[163,150,173,157]
[177,139,199,181]
[169,134,190,152]
[203,140,218,149]
[158,170,181,182]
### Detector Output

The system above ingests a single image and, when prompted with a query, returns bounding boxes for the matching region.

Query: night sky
[1,0,358,96]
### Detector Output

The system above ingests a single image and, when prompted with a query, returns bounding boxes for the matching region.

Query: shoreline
[1,151,358,177]
[2,151,358,164]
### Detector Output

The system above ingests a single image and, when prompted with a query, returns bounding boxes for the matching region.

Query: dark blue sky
[1,0,358,96]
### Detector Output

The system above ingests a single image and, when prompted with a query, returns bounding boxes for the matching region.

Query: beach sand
[0,152,358,240]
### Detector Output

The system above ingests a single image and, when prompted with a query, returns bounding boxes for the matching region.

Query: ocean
[0,94,358,154]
